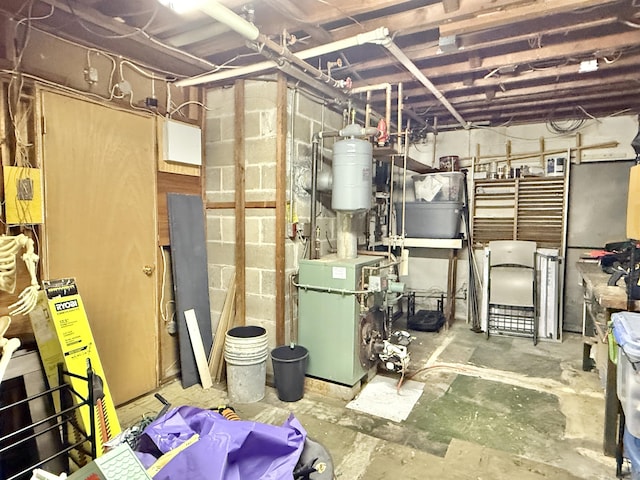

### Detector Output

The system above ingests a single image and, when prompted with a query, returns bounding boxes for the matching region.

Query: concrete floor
[117,320,619,479]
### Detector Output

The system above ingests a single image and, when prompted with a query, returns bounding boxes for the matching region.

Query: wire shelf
[488,304,536,337]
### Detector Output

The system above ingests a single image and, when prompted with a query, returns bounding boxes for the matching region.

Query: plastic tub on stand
[612,311,640,476]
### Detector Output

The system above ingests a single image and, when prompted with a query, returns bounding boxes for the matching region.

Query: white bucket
[224,326,269,403]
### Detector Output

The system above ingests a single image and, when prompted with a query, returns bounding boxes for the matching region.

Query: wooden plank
[184,309,213,389]
[234,80,246,326]
[206,201,276,209]
[167,193,213,389]
[439,0,609,36]
[442,0,460,13]
[276,74,287,345]
[210,273,236,383]
[157,172,202,246]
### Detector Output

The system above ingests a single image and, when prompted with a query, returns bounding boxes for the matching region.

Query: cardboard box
[29,279,121,459]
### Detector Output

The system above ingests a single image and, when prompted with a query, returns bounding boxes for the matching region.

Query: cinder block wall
[205,80,342,359]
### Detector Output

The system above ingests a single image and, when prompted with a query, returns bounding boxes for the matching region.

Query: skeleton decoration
[0,234,41,316]
[0,316,20,385]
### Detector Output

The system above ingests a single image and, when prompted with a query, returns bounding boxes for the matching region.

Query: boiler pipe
[310,136,320,260]
[175,21,389,87]
[351,82,392,136]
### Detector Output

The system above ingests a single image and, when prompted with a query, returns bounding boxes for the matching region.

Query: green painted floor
[118,321,617,479]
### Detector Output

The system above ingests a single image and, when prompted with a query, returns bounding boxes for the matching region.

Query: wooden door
[40,91,158,404]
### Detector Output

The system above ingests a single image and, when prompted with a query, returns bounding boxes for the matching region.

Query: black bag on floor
[408,310,445,332]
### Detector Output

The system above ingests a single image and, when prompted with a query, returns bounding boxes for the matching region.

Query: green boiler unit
[298,254,380,386]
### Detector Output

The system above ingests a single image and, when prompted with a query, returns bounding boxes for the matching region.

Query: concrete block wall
[206,84,237,337]
[290,90,343,263]
[204,80,347,355]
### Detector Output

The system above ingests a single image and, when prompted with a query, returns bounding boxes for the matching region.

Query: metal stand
[0,360,96,479]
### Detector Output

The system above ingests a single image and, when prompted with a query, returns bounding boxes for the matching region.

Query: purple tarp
[135,406,306,480]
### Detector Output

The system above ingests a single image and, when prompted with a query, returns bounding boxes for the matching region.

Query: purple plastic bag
[135,406,306,480]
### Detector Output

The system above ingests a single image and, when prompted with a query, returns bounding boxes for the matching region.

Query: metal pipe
[198,1,260,41]
[382,39,468,129]
[289,88,297,223]
[310,135,320,259]
[176,25,390,87]
[351,82,392,137]
[397,82,403,152]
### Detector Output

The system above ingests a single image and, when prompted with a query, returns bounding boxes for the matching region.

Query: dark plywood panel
[167,193,212,388]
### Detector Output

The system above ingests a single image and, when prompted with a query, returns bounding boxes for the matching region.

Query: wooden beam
[358,29,640,85]
[440,0,611,37]
[263,0,333,43]
[275,74,287,346]
[442,0,461,13]
[359,14,619,88]
[376,54,639,102]
[234,79,246,326]
[35,0,210,74]
[0,15,15,67]
[206,201,277,209]
[328,0,535,41]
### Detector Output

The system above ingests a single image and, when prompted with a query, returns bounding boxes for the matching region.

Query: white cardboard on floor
[346,375,424,422]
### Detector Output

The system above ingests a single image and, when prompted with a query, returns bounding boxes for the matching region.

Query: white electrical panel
[164,119,202,166]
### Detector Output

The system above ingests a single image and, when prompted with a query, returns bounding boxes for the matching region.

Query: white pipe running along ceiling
[175,27,390,87]
[170,0,466,129]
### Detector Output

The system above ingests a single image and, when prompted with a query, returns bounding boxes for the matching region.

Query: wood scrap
[184,309,213,389]
[209,272,236,383]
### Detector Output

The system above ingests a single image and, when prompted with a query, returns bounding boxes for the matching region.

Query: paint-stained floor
[117,321,618,479]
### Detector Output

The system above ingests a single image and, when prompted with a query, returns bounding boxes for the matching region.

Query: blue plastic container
[612,312,640,438]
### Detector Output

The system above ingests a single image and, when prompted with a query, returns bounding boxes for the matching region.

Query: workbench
[577,261,640,457]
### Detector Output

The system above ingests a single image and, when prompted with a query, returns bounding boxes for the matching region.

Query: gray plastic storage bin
[612,311,640,438]
[412,172,464,202]
[396,201,462,239]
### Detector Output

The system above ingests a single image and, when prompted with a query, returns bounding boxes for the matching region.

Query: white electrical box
[163,119,202,166]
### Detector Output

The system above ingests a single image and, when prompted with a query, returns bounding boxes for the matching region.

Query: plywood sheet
[40,90,158,404]
[167,193,212,388]
[157,172,201,246]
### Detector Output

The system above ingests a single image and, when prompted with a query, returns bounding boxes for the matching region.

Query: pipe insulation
[176,22,389,87]
[197,1,259,41]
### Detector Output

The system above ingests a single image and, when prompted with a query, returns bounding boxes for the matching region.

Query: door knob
[143,265,154,276]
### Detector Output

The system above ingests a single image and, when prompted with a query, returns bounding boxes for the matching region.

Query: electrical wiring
[15,3,55,27]
[310,0,365,29]
[603,51,623,63]
[159,246,175,325]
[621,19,640,28]
[86,49,118,100]
[169,100,214,117]
[61,0,216,70]
[577,105,599,122]
[64,0,160,40]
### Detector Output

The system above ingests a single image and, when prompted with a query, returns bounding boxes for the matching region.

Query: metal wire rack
[0,361,96,480]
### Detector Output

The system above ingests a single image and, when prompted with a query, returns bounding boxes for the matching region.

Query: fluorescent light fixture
[158,0,203,14]
[578,59,598,73]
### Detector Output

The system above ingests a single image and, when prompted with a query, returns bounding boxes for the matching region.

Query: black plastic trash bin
[270,345,309,402]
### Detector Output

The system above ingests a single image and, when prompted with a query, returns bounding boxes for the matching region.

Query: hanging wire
[63,0,160,39]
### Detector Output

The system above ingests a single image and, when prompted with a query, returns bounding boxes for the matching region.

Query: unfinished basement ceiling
[2,0,640,131]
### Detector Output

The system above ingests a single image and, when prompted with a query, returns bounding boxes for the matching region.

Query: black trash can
[270,345,309,402]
